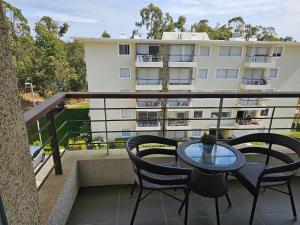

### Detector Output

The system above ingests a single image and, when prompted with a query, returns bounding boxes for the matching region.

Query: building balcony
[135,55,163,67]
[136,120,161,131]
[168,55,197,67]
[136,79,163,90]
[166,119,191,130]
[238,98,262,107]
[168,79,194,90]
[167,99,192,111]
[240,77,270,90]
[244,56,275,68]
[136,99,161,111]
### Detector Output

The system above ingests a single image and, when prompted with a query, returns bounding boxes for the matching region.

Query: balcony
[136,79,163,90]
[136,120,161,131]
[167,99,192,111]
[238,98,262,107]
[135,55,163,67]
[244,56,275,68]
[168,55,197,67]
[136,99,161,111]
[168,79,194,90]
[240,77,270,90]
[22,91,300,225]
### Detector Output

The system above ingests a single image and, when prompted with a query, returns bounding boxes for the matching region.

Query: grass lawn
[27,108,91,147]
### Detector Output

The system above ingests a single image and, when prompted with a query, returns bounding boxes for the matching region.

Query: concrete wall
[0,4,41,225]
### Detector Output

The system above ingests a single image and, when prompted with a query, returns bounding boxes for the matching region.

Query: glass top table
[177,140,245,172]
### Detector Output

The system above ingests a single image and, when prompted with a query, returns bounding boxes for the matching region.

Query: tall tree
[227,16,246,37]
[34,16,75,96]
[175,15,186,32]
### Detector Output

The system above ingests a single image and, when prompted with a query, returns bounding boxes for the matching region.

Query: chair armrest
[263,161,300,175]
[135,135,178,147]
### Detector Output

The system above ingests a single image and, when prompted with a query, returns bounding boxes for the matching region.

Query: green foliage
[3,2,86,95]
[200,133,216,145]
[135,3,187,39]
[101,30,110,38]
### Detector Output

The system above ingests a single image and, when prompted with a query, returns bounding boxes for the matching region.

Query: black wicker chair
[228,133,300,225]
[126,135,192,225]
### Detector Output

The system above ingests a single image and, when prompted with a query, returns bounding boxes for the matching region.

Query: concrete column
[0,3,41,225]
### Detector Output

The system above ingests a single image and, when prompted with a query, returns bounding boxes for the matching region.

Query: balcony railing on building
[136,55,163,67]
[136,99,161,111]
[137,120,160,127]
[168,79,194,90]
[136,79,163,90]
[168,55,197,67]
[244,55,275,68]
[239,98,262,106]
[240,77,270,90]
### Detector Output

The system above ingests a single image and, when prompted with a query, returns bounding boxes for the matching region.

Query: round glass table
[177,140,245,173]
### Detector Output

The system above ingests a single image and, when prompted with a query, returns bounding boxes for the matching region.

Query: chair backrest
[228,133,300,184]
[126,135,191,187]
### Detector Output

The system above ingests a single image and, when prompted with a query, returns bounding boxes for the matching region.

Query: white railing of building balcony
[136,79,161,85]
[241,77,268,85]
[136,55,163,62]
[169,55,195,62]
[137,99,161,108]
[137,120,160,127]
[168,119,190,126]
[167,99,190,107]
[246,55,271,63]
[239,98,261,106]
[169,79,193,85]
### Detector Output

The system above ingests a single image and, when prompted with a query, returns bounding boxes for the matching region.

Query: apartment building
[76,32,300,141]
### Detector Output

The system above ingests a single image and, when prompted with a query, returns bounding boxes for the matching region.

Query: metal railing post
[162,99,167,137]
[47,110,62,175]
[216,98,224,141]
[268,107,276,133]
[104,98,109,155]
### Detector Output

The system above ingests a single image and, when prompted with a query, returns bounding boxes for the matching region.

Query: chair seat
[137,161,188,190]
[233,163,287,195]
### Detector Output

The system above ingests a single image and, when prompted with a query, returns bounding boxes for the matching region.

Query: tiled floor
[67,179,300,225]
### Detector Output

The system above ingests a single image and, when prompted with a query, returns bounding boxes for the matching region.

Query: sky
[7,0,300,41]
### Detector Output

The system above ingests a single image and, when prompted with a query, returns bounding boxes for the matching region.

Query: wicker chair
[228,133,300,225]
[126,135,192,225]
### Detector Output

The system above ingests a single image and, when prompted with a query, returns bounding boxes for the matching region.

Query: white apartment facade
[76,32,300,141]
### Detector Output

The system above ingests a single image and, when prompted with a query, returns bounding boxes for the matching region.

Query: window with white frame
[191,130,201,137]
[121,129,132,138]
[119,44,130,55]
[216,69,239,79]
[121,109,131,119]
[268,69,278,79]
[197,69,208,80]
[194,110,203,118]
[272,47,283,57]
[211,111,232,118]
[219,46,242,56]
[199,46,210,57]
[119,68,131,79]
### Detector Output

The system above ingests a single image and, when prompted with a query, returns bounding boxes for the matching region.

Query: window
[194,111,203,118]
[273,47,283,57]
[121,109,131,119]
[136,68,160,85]
[121,129,132,138]
[246,47,269,56]
[211,111,232,118]
[268,69,278,79]
[197,69,208,80]
[216,69,238,79]
[169,68,192,84]
[260,109,269,117]
[119,44,130,55]
[149,45,159,55]
[191,130,201,137]
[137,45,159,55]
[219,46,242,56]
[119,68,131,79]
[199,46,210,57]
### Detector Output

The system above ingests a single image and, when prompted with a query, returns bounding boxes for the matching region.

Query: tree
[101,30,110,38]
[34,16,75,96]
[175,15,186,32]
[228,16,246,37]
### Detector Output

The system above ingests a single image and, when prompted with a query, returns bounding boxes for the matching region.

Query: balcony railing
[167,99,190,107]
[168,79,193,85]
[137,120,160,127]
[239,98,261,106]
[24,91,300,191]
[137,100,160,108]
[246,55,271,62]
[236,118,261,125]
[136,55,163,62]
[169,55,195,62]
[136,79,161,85]
[241,77,268,86]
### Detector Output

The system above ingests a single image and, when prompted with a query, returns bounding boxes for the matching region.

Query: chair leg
[215,198,220,225]
[225,193,232,207]
[178,189,187,213]
[287,181,297,219]
[184,190,190,225]
[130,182,137,196]
[249,194,259,225]
[130,187,143,225]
